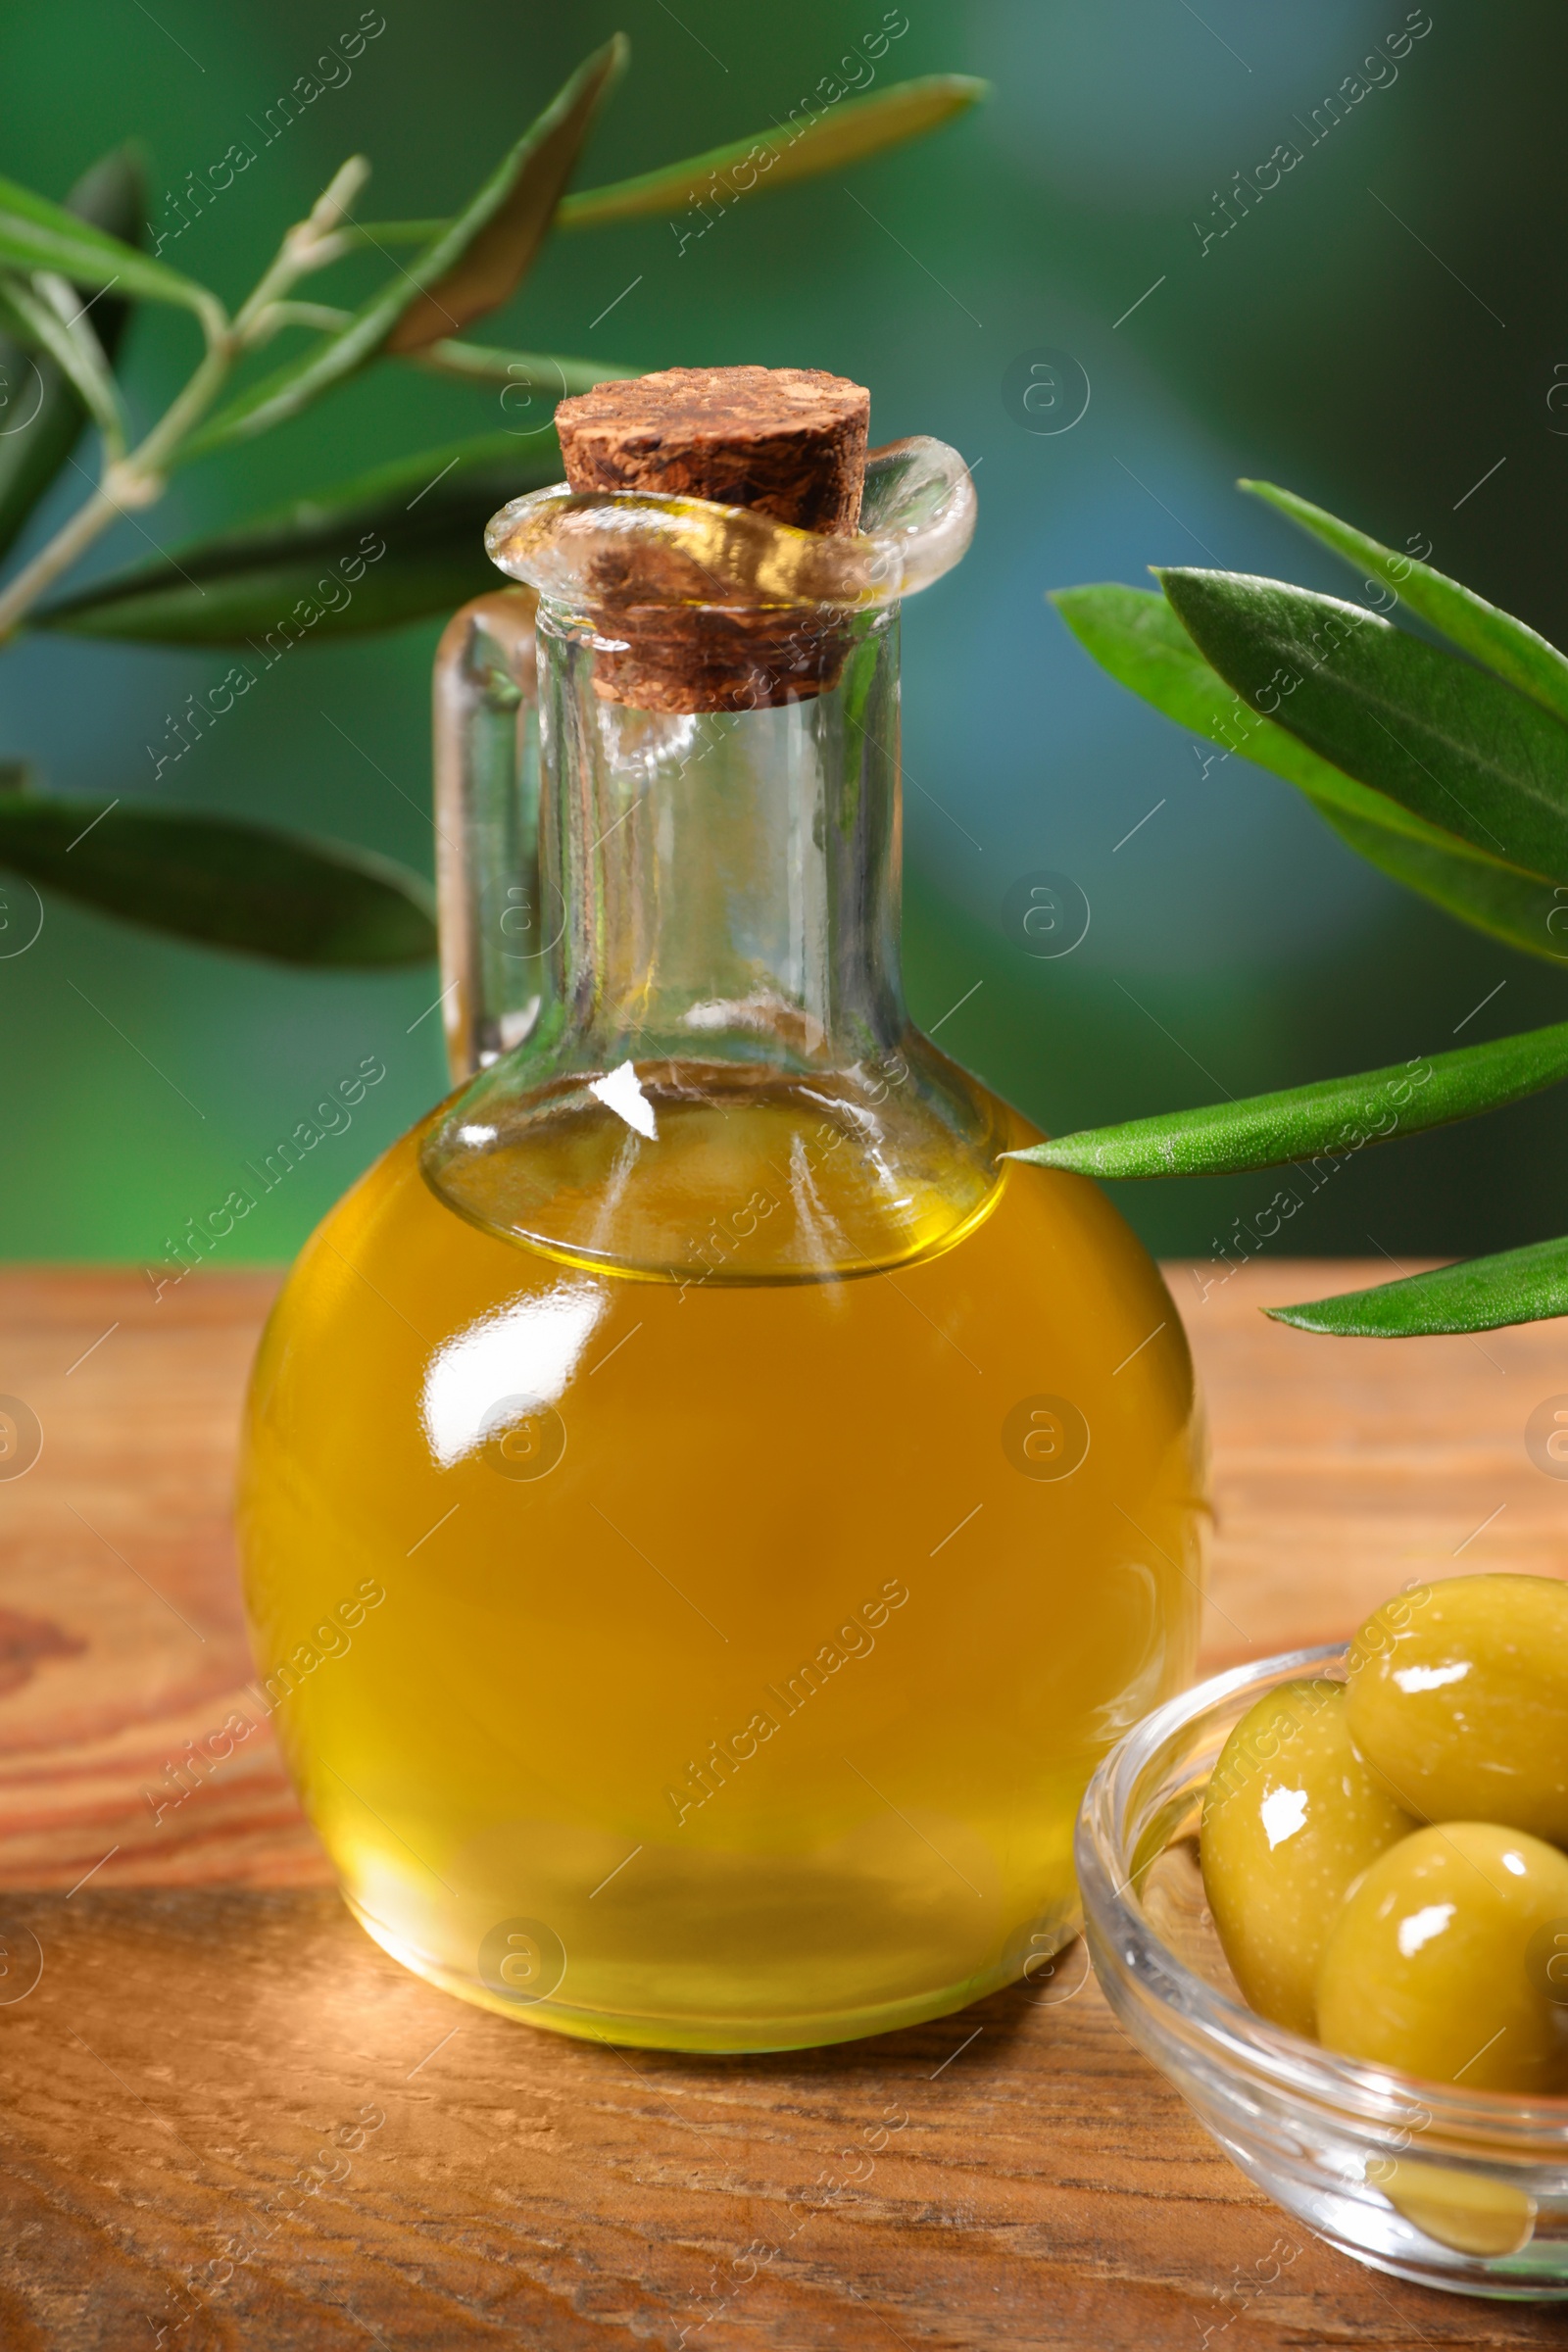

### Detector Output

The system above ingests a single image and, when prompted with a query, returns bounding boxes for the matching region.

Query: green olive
[1345,1574,1568,1842]
[1315,1820,1568,2093]
[1200,1679,1417,2035]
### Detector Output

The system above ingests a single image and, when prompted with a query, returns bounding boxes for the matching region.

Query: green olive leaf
[0,791,434,964]
[37,431,565,645]
[188,37,625,453]
[1158,568,1568,886]
[406,339,633,393]
[384,37,625,352]
[0,270,122,450]
[0,146,144,560]
[0,166,207,314]
[1013,1019,1568,1179]
[557,74,988,228]
[1241,479,1568,726]
[1268,1236,1568,1337]
[1051,584,1567,962]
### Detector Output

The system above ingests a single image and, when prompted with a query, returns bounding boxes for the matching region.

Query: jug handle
[431,585,543,1084]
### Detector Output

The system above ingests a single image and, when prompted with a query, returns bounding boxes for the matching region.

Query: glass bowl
[1075,1644,1568,2300]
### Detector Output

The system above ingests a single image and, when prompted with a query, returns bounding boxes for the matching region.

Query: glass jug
[238,433,1206,2053]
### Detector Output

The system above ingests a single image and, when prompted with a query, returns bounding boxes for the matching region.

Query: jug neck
[422,598,1004,1283]
[538,600,906,1078]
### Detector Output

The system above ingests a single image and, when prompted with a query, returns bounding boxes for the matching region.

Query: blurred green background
[3,0,1563,1269]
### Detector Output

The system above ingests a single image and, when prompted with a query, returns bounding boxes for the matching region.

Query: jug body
[241,1106,1201,2050]
[238,420,1206,2049]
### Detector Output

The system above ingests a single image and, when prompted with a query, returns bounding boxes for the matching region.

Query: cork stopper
[552,365,871,712]
[556,366,869,531]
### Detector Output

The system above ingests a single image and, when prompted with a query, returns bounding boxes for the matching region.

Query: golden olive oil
[239,1084,1204,2051]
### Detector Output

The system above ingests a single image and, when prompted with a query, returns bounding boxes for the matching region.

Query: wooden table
[3,1261,1565,2349]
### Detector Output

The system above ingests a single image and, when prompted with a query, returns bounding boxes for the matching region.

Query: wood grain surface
[1,1260,1565,2348]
